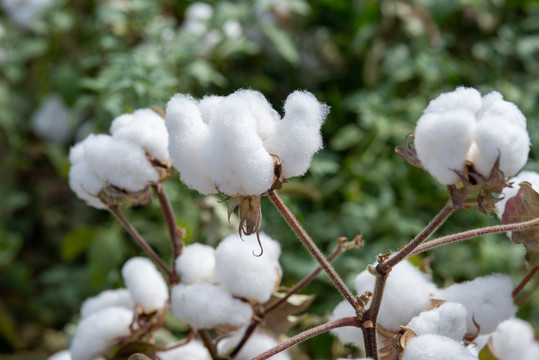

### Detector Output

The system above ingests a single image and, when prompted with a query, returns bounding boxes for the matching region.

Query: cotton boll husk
[496,171,539,219]
[414,110,475,185]
[158,340,212,360]
[468,116,529,178]
[479,91,527,129]
[80,134,159,192]
[218,329,290,360]
[354,260,437,331]
[423,87,482,115]
[405,302,467,341]
[434,274,516,335]
[265,91,329,178]
[121,257,168,312]
[170,282,252,329]
[402,334,477,360]
[69,306,134,360]
[490,318,537,360]
[110,109,169,162]
[48,350,72,360]
[175,243,215,284]
[31,94,72,145]
[166,94,215,194]
[68,159,107,209]
[214,233,281,303]
[80,288,135,318]
[329,300,365,349]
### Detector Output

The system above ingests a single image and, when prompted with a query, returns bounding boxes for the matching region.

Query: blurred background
[1,0,538,358]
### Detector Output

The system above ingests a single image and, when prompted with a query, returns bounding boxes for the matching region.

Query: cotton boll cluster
[122,257,169,312]
[158,339,212,360]
[489,318,539,360]
[68,108,168,209]
[166,89,328,196]
[31,94,72,145]
[496,171,539,219]
[414,87,529,185]
[218,327,291,360]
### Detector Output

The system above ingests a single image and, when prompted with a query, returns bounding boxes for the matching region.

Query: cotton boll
[158,340,212,360]
[80,288,135,318]
[214,233,281,303]
[402,334,477,360]
[31,94,72,145]
[479,91,527,129]
[469,116,529,178]
[198,95,223,125]
[175,243,215,284]
[122,257,169,312]
[265,91,329,178]
[68,158,107,209]
[48,350,72,360]
[329,300,364,349]
[434,274,516,335]
[423,87,482,115]
[414,110,475,184]
[70,306,134,360]
[231,89,279,141]
[170,282,252,329]
[110,109,169,162]
[405,302,467,341]
[218,329,290,360]
[490,318,537,360]
[496,171,539,219]
[354,260,437,331]
[166,94,215,194]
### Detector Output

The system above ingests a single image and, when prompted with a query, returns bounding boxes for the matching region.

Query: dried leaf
[262,293,315,336]
[110,341,156,360]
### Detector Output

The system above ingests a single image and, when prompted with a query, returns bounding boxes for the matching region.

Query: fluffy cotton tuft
[80,288,134,318]
[218,328,290,360]
[434,274,516,334]
[121,257,169,312]
[405,302,468,341]
[414,87,529,185]
[70,306,134,360]
[490,318,539,360]
[329,300,365,349]
[213,233,282,303]
[354,260,437,331]
[47,350,72,360]
[175,243,216,284]
[496,171,539,219]
[31,94,72,145]
[402,334,477,360]
[170,282,253,329]
[158,340,212,360]
[165,89,328,196]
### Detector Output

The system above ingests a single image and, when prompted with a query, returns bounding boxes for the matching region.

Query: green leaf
[261,23,300,65]
[88,225,125,287]
[61,226,98,263]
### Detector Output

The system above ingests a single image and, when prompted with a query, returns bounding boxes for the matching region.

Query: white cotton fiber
[70,306,133,360]
[158,340,212,360]
[121,257,169,312]
[175,243,216,284]
[68,155,107,209]
[47,350,72,360]
[80,288,135,318]
[405,302,468,341]
[214,233,281,303]
[31,94,72,145]
[218,329,290,360]
[354,260,437,331]
[402,334,477,360]
[434,274,516,335]
[329,300,364,349]
[496,171,539,219]
[490,318,538,360]
[423,87,482,115]
[170,282,252,329]
[110,108,170,162]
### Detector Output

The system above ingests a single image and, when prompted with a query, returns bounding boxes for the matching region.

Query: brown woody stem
[268,191,357,308]
[513,266,539,298]
[152,183,183,267]
[198,330,219,360]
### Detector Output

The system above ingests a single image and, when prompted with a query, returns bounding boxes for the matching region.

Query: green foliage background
[1,0,538,358]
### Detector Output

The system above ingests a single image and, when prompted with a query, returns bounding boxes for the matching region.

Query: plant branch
[268,190,357,308]
[361,269,388,360]
[198,330,220,360]
[251,316,361,360]
[228,320,259,358]
[109,206,174,283]
[513,266,539,298]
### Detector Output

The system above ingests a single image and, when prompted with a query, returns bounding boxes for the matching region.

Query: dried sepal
[99,185,152,210]
[337,234,364,252]
[392,326,418,359]
[149,156,173,182]
[395,133,422,168]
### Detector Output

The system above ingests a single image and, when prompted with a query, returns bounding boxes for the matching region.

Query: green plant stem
[251,317,361,360]
[152,182,182,260]
[109,206,174,283]
[409,216,539,256]
[198,330,220,360]
[513,266,539,298]
[268,190,357,308]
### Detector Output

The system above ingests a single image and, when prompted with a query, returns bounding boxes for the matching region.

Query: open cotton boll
[264,91,329,178]
[175,243,215,284]
[402,334,477,360]
[110,109,169,162]
[490,318,538,360]
[214,233,281,303]
[405,302,467,341]
[122,257,168,312]
[329,300,365,349]
[170,282,252,329]
[158,340,212,360]
[80,288,134,318]
[479,91,527,129]
[354,260,437,331]
[166,94,215,194]
[70,306,133,360]
[48,350,72,360]
[68,156,107,209]
[31,94,72,145]
[423,87,482,115]
[496,171,539,219]
[218,328,290,360]
[434,274,516,335]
